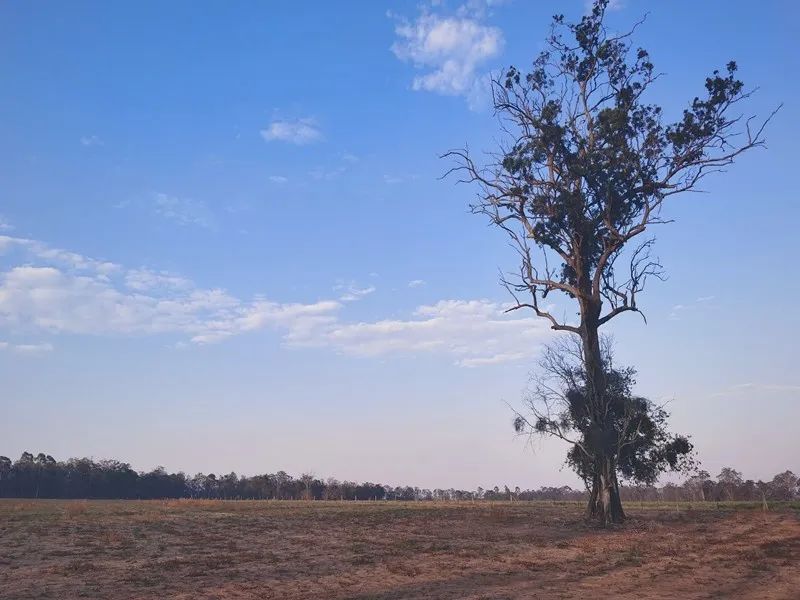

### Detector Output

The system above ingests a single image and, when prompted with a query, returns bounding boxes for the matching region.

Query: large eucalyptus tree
[447,0,776,524]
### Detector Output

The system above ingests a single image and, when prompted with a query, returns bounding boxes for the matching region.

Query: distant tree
[323,477,341,500]
[514,338,694,519]
[219,472,239,499]
[446,0,775,524]
[300,473,314,500]
[0,456,11,496]
[13,452,36,497]
[716,467,743,501]
[684,470,711,501]
[766,471,798,501]
[274,471,291,500]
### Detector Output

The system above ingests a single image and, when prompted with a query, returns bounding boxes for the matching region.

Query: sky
[1,0,798,489]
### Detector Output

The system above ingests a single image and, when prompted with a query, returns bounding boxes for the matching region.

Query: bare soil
[1,500,798,599]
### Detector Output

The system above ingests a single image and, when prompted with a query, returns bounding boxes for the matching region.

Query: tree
[300,473,315,500]
[684,470,711,501]
[766,470,798,501]
[446,0,776,524]
[513,338,694,519]
[717,467,743,501]
[0,456,11,497]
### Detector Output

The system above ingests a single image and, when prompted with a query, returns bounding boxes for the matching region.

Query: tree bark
[580,297,625,525]
[586,456,625,525]
[586,473,600,520]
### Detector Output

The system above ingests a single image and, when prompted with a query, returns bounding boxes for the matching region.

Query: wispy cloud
[124,268,193,293]
[312,299,552,367]
[0,340,54,356]
[0,235,552,367]
[334,280,377,303]
[408,279,426,288]
[309,151,362,181]
[0,216,13,232]
[261,118,322,145]
[710,383,800,399]
[268,175,288,184]
[80,135,103,147]
[0,234,119,275]
[0,235,330,346]
[391,1,504,107]
[153,193,214,229]
[310,166,347,181]
[669,295,717,320]
[341,152,359,163]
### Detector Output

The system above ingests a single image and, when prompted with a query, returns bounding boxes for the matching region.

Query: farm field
[0,500,798,599]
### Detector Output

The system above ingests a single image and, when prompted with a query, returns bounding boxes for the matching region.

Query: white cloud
[710,383,800,399]
[0,340,54,355]
[309,152,360,181]
[310,166,346,181]
[12,342,53,355]
[728,383,800,394]
[0,216,13,232]
[268,175,288,184]
[334,281,376,303]
[408,279,426,288]
[124,268,193,293]
[0,241,335,346]
[669,295,717,320]
[459,351,527,367]
[341,152,359,163]
[190,299,341,344]
[391,4,504,101]
[261,118,322,145]
[80,135,103,147]
[312,299,553,367]
[0,235,553,367]
[0,235,119,275]
[153,193,214,229]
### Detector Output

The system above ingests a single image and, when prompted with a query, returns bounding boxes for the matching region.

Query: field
[1,500,798,599]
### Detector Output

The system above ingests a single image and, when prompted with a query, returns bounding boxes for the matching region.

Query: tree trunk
[586,473,599,520]
[579,298,625,525]
[579,301,606,413]
[586,457,625,526]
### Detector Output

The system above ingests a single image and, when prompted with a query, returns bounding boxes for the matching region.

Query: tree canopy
[447,0,776,525]
[514,338,695,493]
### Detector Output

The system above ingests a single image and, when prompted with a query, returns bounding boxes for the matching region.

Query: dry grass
[61,499,89,519]
[0,499,798,599]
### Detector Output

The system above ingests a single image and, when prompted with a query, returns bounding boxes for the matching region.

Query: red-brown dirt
[1,500,798,599]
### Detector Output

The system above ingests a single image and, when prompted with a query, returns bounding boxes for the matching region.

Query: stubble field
[0,499,798,599]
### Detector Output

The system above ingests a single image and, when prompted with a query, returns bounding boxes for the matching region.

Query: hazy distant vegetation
[1,452,797,503]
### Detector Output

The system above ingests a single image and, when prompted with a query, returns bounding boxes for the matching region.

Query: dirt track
[1,500,798,599]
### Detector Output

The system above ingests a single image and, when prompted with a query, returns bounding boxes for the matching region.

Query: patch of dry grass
[0,499,798,599]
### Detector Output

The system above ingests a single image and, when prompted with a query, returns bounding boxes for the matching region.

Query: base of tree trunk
[586,466,626,526]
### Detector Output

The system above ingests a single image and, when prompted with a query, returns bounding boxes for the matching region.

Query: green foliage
[494,2,759,295]
[515,340,695,488]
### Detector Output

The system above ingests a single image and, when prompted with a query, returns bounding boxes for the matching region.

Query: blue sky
[1,0,798,488]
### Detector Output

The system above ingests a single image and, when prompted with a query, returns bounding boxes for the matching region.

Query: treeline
[622,467,800,503]
[0,452,797,502]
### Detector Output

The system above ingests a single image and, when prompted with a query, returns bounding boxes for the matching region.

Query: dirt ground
[0,500,798,599]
